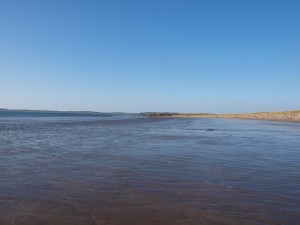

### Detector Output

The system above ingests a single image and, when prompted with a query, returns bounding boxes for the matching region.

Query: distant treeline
[141,112,215,117]
[141,112,179,117]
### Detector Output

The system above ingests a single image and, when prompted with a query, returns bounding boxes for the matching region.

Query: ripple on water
[0,117,300,224]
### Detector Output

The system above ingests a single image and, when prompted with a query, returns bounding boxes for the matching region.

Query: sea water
[0,113,299,224]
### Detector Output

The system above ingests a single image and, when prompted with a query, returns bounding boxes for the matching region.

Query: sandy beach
[144,110,300,122]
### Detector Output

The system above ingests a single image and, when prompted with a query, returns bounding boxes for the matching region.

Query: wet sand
[1,182,231,225]
[0,169,244,224]
[0,151,242,225]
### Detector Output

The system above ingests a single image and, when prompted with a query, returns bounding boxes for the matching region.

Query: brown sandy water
[0,116,300,225]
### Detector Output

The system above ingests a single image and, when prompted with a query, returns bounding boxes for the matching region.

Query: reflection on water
[0,116,300,225]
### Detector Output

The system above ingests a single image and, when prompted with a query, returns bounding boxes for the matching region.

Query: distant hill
[0,109,138,117]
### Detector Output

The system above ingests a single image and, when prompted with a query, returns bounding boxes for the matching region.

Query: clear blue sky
[0,0,299,113]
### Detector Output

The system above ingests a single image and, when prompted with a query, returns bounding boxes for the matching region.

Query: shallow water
[0,116,300,225]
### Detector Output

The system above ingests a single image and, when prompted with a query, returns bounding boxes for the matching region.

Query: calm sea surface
[0,113,300,225]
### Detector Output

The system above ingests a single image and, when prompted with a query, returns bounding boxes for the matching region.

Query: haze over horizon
[1,0,299,113]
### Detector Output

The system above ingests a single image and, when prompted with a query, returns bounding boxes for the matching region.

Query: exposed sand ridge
[142,110,300,122]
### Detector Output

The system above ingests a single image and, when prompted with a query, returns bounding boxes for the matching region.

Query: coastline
[143,110,300,122]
